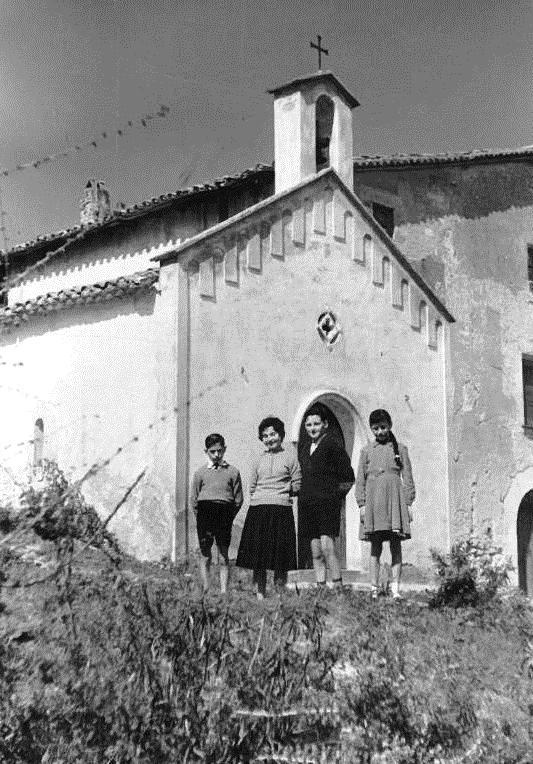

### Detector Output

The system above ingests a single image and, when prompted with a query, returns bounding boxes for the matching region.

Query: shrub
[0,505,17,535]
[18,459,120,557]
[430,531,513,608]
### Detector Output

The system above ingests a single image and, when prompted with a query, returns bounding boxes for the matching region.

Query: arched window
[33,418,44,469]
[315,95,334,171]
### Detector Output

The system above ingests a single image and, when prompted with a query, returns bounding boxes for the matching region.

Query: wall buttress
[391,263,404,307]
[247,229,261,271]
[313,196,326,234]
[199,256,215,298]
[224,243,239,284]
[270,215,283,257]
[292,207,305,244]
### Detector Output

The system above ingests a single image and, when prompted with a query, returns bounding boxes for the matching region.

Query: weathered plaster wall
[177,177,449,570]
[0,282,178,561]
[354,160,533,576]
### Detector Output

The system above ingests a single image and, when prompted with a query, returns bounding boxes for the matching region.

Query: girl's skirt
[236,504,296,572]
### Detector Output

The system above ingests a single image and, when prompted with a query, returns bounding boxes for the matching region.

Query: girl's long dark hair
[369,408,403,469]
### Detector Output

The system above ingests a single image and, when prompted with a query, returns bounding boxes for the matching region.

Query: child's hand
[338,481,354,496]
[359,506,366,521]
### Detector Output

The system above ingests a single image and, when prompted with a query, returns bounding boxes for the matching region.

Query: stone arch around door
[517,491,533,595]
[291,390,367,571]
[503,466,533,590]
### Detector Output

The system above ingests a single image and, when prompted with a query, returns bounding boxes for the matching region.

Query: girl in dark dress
[236,417,301,599]
[298,404,355,588]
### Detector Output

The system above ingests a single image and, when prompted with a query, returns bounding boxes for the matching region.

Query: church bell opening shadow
[517,490,533,595]
[296,403,347,569]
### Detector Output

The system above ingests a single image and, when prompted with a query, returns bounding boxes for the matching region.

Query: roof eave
[353,146,533,170]
[4,164,274,258]
[268,71,359,109]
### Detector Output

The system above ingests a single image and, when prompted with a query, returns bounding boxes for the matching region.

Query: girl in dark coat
[298,403,355,588]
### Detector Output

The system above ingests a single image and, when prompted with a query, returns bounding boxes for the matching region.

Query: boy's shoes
[390,581,401,600]
[371,587,379,600]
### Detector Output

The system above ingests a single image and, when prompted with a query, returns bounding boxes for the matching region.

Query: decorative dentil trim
[183,182,446,350]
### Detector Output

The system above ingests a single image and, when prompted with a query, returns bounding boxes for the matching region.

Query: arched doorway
[292,391,365,571]
[517,491,533,595]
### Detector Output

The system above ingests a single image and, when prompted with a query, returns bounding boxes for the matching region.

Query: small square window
[372,202,394,238]
[522,355,533,428]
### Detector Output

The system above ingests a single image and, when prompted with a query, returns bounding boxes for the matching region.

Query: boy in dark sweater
[190,434,243,594]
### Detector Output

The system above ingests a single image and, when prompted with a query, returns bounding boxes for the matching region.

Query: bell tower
[268,71,359,194]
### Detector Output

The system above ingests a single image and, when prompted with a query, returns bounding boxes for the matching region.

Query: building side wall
[354,161,533,576]
[0,279,179,561]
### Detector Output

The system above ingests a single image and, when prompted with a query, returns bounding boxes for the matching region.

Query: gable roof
[3,163,274,258]
[267,71,359,109]
[153,167,454,324]
[353,145,533,169]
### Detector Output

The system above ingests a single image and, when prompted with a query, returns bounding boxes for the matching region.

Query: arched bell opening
[315,95,334,172]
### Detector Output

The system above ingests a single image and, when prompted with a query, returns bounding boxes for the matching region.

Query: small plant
[18,459,120,557]
[430,531,513,608]
[0,505,17,535]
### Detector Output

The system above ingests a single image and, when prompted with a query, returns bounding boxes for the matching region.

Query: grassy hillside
[1,464,532,762]
[1,536,532,763]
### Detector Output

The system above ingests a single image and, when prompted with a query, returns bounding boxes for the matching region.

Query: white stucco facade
[158,170,452,569]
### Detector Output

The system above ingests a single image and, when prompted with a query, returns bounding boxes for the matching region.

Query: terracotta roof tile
[4,163,274,257]
[353,146,533,169]
[5,145,532,257]
[0,268,159,330]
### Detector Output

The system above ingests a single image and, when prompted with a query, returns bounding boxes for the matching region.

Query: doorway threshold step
[287,568,436,590]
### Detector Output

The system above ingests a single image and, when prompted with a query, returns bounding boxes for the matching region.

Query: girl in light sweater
[236,416,301,599]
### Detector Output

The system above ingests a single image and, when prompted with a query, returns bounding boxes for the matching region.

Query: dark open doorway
[517,490,533,595]
[296,403,346,569]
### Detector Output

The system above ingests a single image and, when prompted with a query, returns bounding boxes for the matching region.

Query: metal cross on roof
[310,35,329,70]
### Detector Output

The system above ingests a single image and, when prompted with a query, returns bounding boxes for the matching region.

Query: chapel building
[1,70,532,592]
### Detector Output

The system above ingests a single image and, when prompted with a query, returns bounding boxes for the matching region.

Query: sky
[0,0,531,248]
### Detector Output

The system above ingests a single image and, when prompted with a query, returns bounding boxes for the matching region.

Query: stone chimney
[80,179,111,226]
